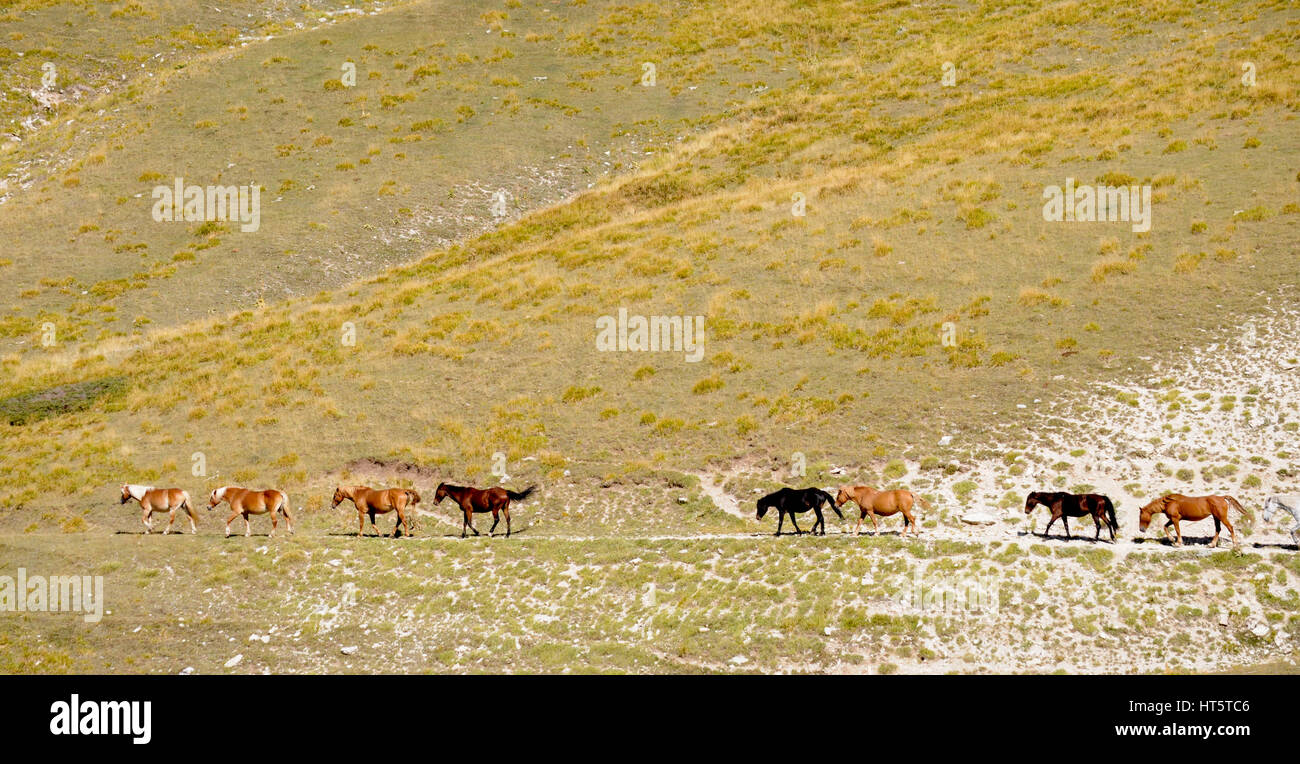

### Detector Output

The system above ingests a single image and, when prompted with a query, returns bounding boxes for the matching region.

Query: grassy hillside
[0,0,1298,674]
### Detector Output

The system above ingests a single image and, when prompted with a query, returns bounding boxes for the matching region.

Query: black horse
[1024,491,1118,541]
[757,487,843,536]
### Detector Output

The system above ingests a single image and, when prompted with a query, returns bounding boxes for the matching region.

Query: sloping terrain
[0,0,1298,674]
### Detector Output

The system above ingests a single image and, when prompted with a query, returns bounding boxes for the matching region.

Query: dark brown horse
[1025,491,1117,541]
[434,483,536,537]
[1138,493,1250,547]
[757,487,842,536]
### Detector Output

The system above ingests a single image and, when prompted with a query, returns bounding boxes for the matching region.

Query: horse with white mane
[1262,495,1300,547]
[120,484,198,534]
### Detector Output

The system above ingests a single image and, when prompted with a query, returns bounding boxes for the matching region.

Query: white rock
[341,645,358,655]
[729,655,749,665]
[961,512,998,525]
[1252,623,1269,638]
[179,666,195,675]
[938,435,952,446]
[224,654,243,668]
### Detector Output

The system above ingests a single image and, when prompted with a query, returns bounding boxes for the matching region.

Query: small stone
[729,655,749,665]
[962,511,998,526]
[341,645,358,655]
[224,654,243,668]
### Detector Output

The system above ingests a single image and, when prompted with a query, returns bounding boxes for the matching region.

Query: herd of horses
[120,481,1300,548]
[120,482,537,538]
[758,486,1300,549]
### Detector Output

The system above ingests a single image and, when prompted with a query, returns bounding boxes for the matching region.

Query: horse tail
[1103,495,1118,531]
[818,489,843,519]
[914,494,932,512]
[506,485,537,503]
[406,489,421,506]
[1226,495,1251,518]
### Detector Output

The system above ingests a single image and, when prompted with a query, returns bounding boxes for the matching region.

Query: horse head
[834,487,852,508]
[331,486,350,508]
[120,485,131,504]
[1262,496,1277,523]
[434,483,449,504]
[1137,497,1167,532]
[756,495,772,520]
[208,487,228,509]
[1024,492,1044,514]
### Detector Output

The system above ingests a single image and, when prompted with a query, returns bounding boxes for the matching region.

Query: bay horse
[1024,491,1118,541]
[835,485,929,537]
[209,486,294,538]
[121,484,198,535]
[756,487,842,536]
[1262,495,1300,547]
[434,483,536,537]
[1138,493,1250,547]
[332,485,421,538]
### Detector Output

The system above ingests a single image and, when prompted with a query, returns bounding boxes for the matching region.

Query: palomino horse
[835,485,929,537]
[1025,491,1118,541]
[1261,495,1300,547]
[1138,493,1250,547]
[121,484,198,535]
[756,487,842,536]
[333,485,421,538]
[209,486,294,538]
[434,483,536,537]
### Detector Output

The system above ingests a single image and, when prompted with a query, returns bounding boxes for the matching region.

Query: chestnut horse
[1138,493,1250,547]
[121,484,198,535]
[835,485,929,537]
[209,486,294,538]
[434,483,536,537]
[756,487,842,536]
[1025,491,1118,541]
[333,485,421,538]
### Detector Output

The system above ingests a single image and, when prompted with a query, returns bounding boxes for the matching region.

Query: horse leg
[141,507,152,534]
[269,508,278,539]
[1043,513,1057,538]
[904,509,916,537]
[1062,515,1071,540]
[466,509,480,536]
[396,508,407,538]
[243,512,252,538]
[186,504,198,534]
[870,511,879,536]
[505,507,512,538]
[164,509,176,535]
[369,510,379,537]
[1210,516,1222,548]
[283,504,295,535]
[225,509,238,538]
[854,510,864,537]
[775,511,784,537]
[1172,518,1183,546]
[1223,515,1237,548]
[1094,511,1101,541]
[1290,517,1300,547]
[357,511,365,538]
[813,507,824,536]
[789,513,803,535]
[489,509,500,537]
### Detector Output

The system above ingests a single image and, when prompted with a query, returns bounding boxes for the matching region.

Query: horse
[434,483,536,537]
[121,484,198,535]
[1138,493,1250,547]
[834,485,929,537]
[1261,495,1300,547]
[332,485,421,538]
[209,486,294,538]
[756,487,842,536]
[1024,491,1118,541]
